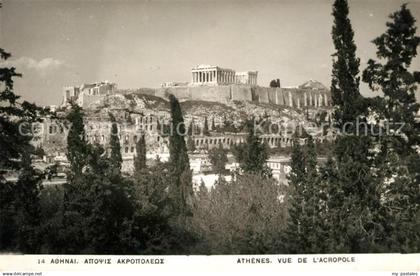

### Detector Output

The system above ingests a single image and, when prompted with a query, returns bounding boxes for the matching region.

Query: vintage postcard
[0,0,419,275]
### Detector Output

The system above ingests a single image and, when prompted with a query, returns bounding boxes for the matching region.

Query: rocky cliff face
[84,92,330,128]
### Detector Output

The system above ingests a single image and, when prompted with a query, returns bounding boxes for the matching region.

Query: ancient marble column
[304,92,307,106]
[289,91,293,107]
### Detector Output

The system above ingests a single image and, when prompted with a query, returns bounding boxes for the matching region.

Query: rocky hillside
[83,92,330,126]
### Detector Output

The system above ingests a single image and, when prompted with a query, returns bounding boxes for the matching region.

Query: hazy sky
[1,0,420,106]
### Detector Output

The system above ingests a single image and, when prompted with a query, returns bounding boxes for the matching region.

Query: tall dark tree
[66,103,89,177]
[331,0,364,128]
[211,117,216,131]
[203,117,210,136]
[168,94,193,217]
[314,0,385,253]
[62,103,92,253]
[134,134,147,174]
[187,120,194,136]
[109,113,122,172]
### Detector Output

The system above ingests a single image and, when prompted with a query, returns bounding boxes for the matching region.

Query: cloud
[0,56,68,75]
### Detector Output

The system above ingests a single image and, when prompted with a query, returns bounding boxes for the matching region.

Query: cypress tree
[66,103,89,178]
[324,0,384,253]
[284,139,306,253]
[211,117,216,131]
[134,134,147,174]
[331,0,364,129]
[63,103,92,253]
[187,120,194,136]
[203,117,210,136]
[109,113,122,172]
[168,94,192,217]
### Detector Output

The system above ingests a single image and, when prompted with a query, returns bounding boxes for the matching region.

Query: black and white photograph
[0,0,419,273]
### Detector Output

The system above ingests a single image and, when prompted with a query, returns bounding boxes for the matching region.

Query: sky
[1,0,420,106]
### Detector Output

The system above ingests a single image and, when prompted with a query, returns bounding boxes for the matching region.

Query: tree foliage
[192,173,288,254]
[208,143,228,175]
[269,79,281,88]
[233,120,271,178]
[362,4,420,252]
[0,47,49,252]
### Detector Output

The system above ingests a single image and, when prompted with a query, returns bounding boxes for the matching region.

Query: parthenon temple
[191,65,258,86]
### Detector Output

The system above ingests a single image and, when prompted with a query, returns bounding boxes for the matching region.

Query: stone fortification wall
[154,85,252,103]
[133,85,330,108]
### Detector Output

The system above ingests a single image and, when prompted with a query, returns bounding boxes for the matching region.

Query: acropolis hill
[62,65,331,110]
[37,65,335,178]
